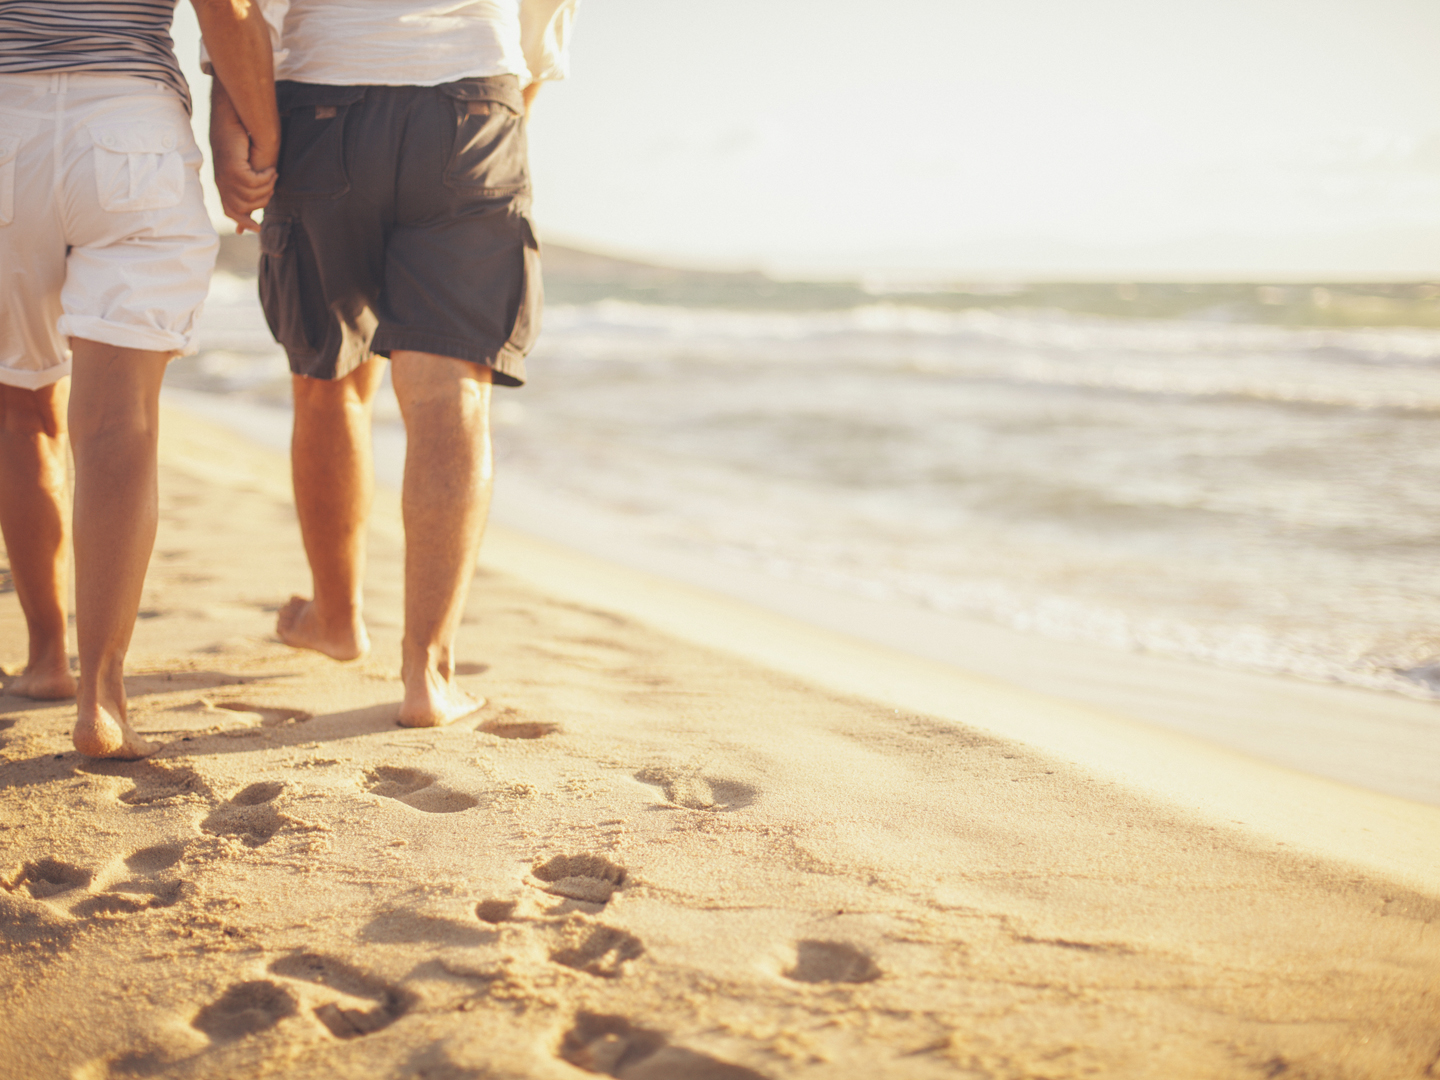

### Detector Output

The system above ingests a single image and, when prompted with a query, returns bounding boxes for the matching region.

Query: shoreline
[139,399,1440,896]
[0,403,1436,1079]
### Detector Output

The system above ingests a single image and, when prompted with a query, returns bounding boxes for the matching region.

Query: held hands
[210,81,279,235]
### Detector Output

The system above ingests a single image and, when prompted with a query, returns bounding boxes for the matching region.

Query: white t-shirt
[206,0,577,87]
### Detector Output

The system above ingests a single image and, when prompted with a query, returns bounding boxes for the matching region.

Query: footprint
[73,880,184,917]
[475,899,518,924]
[363,766,478,814]
[635,768,757,813]
[784,940,881,984]
[202,805,284,847]
[201,784,286,847]
[124,843,187,873]
[211,702,311,728]
[361,910,490,947]
[7,858,92,899]
[96,1044,188,1079]
[191,980,298,1040]
[453,662,489,676]
[549,924,644,979]
[231,781,285,806]
[119,764,213,806]
[532,854,626,906]
[269,952,414,1039]
[478,713,559,740]
[559,1012,766,1079]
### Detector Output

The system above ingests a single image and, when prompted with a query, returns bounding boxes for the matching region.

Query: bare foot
[72,703,158,759]
[5,663,77,700]
[276,595,370,661]
[398,664,485,728]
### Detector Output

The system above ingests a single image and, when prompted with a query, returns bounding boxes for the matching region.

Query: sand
[1,405,1438,1080]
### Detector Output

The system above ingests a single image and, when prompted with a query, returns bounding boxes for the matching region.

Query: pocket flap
[276,82,367,116]
[89,122,180,154]
[0,134,19,166]
[437,77,524,115]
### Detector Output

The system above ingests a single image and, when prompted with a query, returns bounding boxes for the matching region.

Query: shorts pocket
[0,134,18,226]
[258,216,321,361]
[89,122,185,212]
[274,83,366,200]
[505,213,544,356]
[259,216,290,258]
[439,81,530,198]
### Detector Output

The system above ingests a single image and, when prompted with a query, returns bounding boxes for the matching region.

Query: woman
[0,0,279,757]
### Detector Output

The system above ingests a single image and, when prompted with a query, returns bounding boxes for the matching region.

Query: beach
[162,257,1440,808]
[2,406,1438,1080]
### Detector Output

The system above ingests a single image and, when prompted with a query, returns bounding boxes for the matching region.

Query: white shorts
[0,73,218,390]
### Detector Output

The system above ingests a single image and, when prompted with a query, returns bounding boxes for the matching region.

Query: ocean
[168,269,1440,705]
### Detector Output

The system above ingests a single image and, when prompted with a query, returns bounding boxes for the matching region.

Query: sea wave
[540,301,1440,411]
[546,299,1440,359]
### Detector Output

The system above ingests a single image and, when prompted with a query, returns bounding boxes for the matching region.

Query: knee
[293,373,340,409]
[67,396,158,450]
[66,343,168,447]
[293,364,381,416]
[0,383,66,440]
[393,360,491,420]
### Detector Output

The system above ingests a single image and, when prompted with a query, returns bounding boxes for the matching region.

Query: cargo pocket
[0,134,18,226]
[257,217,312,356]
[89,122,185,213]
[439,80,530,198]
[504,213,544,360]
[274,83,366,200]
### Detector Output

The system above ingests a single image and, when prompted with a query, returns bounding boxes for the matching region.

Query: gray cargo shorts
[259,76,541,386]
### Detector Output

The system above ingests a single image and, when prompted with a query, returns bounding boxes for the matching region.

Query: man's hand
[192,0,279,234]
[210,80,276,234]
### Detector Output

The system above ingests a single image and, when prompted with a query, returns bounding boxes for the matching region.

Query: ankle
[401,640,454,682]
[27,640,71,674]
[78,667,126,714]
[311,595,364,632]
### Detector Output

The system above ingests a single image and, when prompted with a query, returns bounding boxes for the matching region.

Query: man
[0,0,279,757]
[211,0,577,726]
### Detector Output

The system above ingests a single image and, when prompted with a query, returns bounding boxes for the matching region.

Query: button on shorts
[259,76,543,387]
[0,73,218,389]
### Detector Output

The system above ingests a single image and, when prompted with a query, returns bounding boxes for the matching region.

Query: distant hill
[213,233,1440,327]
[536,241,768,285]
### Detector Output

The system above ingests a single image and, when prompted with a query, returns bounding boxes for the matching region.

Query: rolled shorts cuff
[56,315,192,356]
[371,329,526,387]
[0,359,72,390]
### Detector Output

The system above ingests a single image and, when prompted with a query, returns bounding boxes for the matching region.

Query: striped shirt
[0,1,189,109]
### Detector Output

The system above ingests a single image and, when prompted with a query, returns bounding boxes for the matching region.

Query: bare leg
[391,351,492,727]
[277,359,384,661]
[67,339,171,758]
[0,380,76,699]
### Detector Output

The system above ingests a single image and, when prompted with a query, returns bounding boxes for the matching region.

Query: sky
[175,1,1440,280]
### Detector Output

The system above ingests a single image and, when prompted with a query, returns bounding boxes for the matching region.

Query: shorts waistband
[0,72,175,97]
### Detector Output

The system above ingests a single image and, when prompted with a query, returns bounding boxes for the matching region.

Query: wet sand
[1,406,1437,1080]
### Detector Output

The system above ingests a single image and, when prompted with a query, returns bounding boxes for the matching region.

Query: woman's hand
[210,80,276,234]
